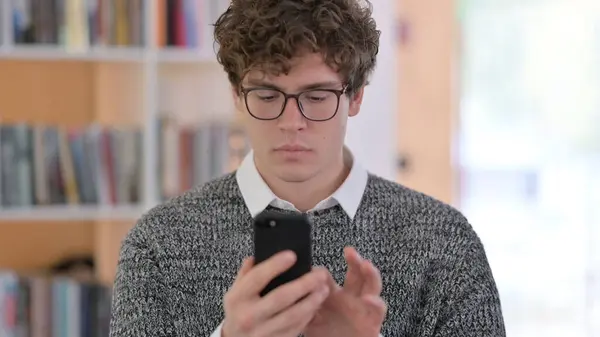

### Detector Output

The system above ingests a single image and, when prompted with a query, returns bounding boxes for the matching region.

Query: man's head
[214,0,380,184]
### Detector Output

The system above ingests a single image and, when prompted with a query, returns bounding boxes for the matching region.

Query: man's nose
[277,97,307,130]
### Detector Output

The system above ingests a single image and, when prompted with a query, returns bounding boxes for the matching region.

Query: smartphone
[253,210,313,297]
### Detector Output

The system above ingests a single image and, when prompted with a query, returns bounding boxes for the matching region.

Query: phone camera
[269,220,277,227]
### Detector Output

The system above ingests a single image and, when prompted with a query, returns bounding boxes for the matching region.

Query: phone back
[253,210,312,296]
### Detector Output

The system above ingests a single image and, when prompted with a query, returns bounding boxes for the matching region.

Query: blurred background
[0,0,598,336]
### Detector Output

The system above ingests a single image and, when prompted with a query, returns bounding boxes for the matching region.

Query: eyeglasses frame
[239,84,350,122]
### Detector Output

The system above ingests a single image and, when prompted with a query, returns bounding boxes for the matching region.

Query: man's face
[234,53,364,183]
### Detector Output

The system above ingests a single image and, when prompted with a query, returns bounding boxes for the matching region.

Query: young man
[109,1,506,336]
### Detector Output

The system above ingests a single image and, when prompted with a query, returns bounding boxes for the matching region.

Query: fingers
[360,259,382,296]
[222,257,329,337]
[255,267,330,320]
[257,283,330,336]
[343,246,383,297]
[362,294,388,323]
[229,257,254,291]
[343,246,364,295]
[237,257,255,278]
[325,266,341,291]
[235,250,297,298]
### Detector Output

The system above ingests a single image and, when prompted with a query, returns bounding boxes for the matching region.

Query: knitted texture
[109,172,506,337]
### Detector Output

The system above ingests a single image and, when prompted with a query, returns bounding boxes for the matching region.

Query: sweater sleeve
[109,222,175,337]
[433,226,506,337]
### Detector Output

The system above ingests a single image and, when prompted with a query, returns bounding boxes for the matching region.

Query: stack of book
[10,0,146,48]
[156,0,231,49]
[0,270,112,337]
[0,118,250,208]
[8,0,234,50]
[0,123,144,208]
[156,116,250,201]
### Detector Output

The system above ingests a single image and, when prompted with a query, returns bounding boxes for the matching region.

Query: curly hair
[212,0,380,94]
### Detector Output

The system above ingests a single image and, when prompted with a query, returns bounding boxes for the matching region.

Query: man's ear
[231,85,243,111]
[348,86,365,117]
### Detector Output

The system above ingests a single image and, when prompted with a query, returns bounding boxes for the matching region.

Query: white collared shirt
[235,146,369,219]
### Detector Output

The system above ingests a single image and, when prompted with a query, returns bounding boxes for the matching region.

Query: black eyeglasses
[240,85,349,121]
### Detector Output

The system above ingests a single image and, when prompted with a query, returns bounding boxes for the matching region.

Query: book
[0,118,250,208]
[10,0,145,48]
[0,270,112,337]
[0,123,143,208]
[156,115,250,201]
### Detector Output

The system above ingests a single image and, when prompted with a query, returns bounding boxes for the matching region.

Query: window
[458,0,600,335]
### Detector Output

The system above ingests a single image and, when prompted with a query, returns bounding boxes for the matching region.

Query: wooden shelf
[0,0,234,289]
[0,46,220,64]
[157,47,218,64]
[0,53,147,285]
[0,205,146,221]
[0,45,147,62]
[0,220,96,274]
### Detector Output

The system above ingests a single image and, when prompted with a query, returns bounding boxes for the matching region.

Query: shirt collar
[235,146,368,220]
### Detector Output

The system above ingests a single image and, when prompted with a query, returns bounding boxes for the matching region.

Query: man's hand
[222,251,330,337]
[304,247,387,337]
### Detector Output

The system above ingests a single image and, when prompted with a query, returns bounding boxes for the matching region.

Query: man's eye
[254,90,280,101]
[307,95,327,102]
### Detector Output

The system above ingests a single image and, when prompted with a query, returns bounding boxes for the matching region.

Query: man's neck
[256,153,350,212]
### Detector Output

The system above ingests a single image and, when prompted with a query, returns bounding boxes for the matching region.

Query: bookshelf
[0,1,243,332]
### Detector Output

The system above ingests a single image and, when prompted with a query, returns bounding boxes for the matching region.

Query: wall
[345,0,398,181]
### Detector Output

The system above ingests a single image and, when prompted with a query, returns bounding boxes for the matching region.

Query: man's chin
[274,165,316,183]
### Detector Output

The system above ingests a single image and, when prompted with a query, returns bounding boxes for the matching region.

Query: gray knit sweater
[109,172,506,337]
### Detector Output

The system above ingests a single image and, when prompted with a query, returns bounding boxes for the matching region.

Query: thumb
[236,256,254,278]
[324,267,341,291]
[362,295,387,320]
